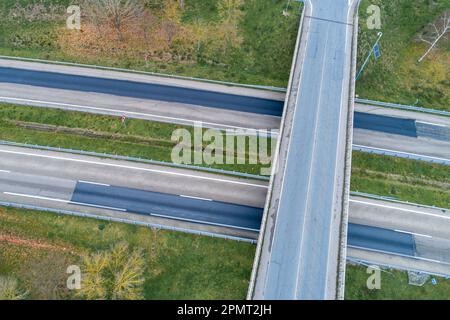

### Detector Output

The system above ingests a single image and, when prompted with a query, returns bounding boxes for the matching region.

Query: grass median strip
[0,103,270,175]
[0,103,448,207]
[351,152,450,208]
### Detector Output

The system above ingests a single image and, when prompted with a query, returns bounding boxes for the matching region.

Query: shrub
[0,275,27,300]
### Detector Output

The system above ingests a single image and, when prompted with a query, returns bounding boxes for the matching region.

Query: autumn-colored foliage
[59,0,243,65]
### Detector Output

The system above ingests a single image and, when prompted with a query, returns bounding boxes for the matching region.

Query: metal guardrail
[0,140,269,181]
[350,191,449,212]
[3,56,448,113]
[0,201,257,244]
[353,145,450,166]
[355,98,450,117]
[0,55,286,93]
[346,257,450,278]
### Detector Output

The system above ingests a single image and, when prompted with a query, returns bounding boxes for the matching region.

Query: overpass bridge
[248,0,360,299]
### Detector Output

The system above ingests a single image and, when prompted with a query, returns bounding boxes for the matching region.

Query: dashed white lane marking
[78,180,110,187]
[0,149,267,188]
[416,121,449,128]
[0,170,11,173]
[179,194,213,202]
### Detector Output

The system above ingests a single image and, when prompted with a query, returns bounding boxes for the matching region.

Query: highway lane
[1,60,449,160]
[0,144,267,208]
[0,144,266,238]
[0,58,286,100]
[0,67,283,116]
[71,182,262,231]
[2,178,263,232]
[1,145,449,274]
[347,224,415,256]
[354,112,417,137]
[353,112,450,160]
[355,103,450,127]
[348,196,450,275]
[349,197,450,240]
[1,62,449,161]
[0,88,282,132]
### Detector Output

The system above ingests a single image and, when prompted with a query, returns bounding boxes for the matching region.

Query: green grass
[345,264,450,300]
[1,205,450,300]
[351,152,450,208]
[0,104,269,175]
[1,103,448,207]
[0,206,255,299]
[0,0,301,87]
[357,0,450,110]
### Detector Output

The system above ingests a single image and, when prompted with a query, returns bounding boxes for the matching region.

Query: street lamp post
[355,31,383,81]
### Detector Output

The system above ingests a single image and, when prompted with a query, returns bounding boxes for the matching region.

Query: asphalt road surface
[1,145,448,274]
[70,181,262,231]
[0,67,283,116]
[347,223,415,256]
[251,0,359,300]
[1,60,449,162]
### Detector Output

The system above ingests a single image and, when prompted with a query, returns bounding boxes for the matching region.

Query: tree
[112,248,146,299]
[0,276,27,300]
[78,252,109,299]
[78,242,146,300]
[215,0,244,58]
[218,0,244,24]
[418,11,449,63]
[82,0,144,40]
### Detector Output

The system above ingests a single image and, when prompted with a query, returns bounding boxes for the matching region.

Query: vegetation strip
[0,206,255,299]
[0,103,448,208]
[1,205,449,300]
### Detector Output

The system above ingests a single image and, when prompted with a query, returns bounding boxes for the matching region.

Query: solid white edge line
[3,192,126,212]
[419,257,443,264]
[4,192,67,203]
[179,194,213,202]
[0,149,267,189]
[150,212,259,232]
[0,96,280,135]
[69,201,127,212]
[416,121,448,128]
[350,199,450,220]
[347,245,447,265]
[353,144,450,162]
[394,229,433,239]
[78,180,110,187]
